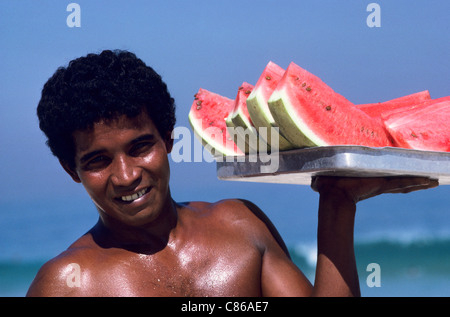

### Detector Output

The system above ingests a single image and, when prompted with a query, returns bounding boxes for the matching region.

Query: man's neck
[91,198,179,254]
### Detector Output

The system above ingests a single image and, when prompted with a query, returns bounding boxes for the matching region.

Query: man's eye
[130,142,152,156]
[85,156,110,169]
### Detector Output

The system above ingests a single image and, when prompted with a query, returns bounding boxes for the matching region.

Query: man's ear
[60,160,81,183]
[165,131,174,154]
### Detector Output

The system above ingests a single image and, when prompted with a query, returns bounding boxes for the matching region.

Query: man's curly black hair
[37,49,176,169]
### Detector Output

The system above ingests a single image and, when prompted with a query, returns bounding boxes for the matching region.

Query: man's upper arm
[236,199,313,296]
[260,237,313,296]
[237,199,291,258]
[26,258,80,297]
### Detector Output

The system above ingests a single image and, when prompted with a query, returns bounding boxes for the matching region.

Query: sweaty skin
[27,199,312,297]
[26,113,438,297]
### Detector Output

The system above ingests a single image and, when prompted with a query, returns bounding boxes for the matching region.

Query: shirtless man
[27,50,437,297]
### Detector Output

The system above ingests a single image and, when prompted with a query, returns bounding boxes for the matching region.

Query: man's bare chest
[77,246,262,296]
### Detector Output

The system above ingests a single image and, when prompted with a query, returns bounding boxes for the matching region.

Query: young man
[27,50,437,297]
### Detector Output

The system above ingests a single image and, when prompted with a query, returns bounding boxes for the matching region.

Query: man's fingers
[382,177,438,191]
[384,178,439,194]
[311,176,439,201]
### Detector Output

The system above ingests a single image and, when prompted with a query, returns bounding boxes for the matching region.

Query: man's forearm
[312,191,360,297]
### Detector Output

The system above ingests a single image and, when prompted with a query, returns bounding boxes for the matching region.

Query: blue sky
[1,1,449,245]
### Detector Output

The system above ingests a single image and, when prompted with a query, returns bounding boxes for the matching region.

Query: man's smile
[117,187,151,203]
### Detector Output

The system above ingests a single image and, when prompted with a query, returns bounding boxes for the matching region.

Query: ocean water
[2,239,450,297]
[2,186,450,297]
[291,238,450,296]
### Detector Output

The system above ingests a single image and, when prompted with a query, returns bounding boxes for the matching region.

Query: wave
[289,231,450,277]
[355,227,450,245]
[3,229,450,296]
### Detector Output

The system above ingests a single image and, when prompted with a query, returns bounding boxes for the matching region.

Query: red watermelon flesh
[225,82,262,153]
[246,61,293,150]
[382,97,450,152]
[381,96,450,119]
[357,90,431,118]
[188,88,244,157]
[229,82,255,127]
[268,62,393,148]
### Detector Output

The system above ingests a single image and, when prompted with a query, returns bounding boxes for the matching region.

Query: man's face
[65,113,173,227]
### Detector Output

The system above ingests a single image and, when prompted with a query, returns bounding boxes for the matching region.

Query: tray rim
[216,145,450,185]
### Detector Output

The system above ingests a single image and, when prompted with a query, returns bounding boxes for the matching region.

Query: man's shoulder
[181,199,289,256]
[26,236,99,296]
[191,198,272,223]
[25,252,78,296]
[181,198,260,221]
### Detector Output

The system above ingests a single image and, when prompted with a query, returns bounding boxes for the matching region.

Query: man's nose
[110,155,141,187]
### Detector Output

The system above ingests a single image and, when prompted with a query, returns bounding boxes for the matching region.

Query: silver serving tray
[216,146,450,185]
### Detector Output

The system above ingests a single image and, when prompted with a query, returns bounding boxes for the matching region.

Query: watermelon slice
[225,82,268,154]
[189,88,244,157]
[267,62,393,148]
[358,90,431,118]
[246,61,293,150]
[382,97,450,152]
[381,96,450,119]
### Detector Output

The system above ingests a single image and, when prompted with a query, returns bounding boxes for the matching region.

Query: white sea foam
[290,227,450,272]
[293,242,317,267]
[354,227,450,246]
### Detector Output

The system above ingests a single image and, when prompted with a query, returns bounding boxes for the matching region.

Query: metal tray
[216,146,450,185]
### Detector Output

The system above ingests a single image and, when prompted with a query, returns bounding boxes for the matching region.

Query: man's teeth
[121,188,148,202]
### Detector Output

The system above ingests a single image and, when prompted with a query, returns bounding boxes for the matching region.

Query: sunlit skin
[26,113,312,296]
[68,114,175,231]
[26,112,438,297]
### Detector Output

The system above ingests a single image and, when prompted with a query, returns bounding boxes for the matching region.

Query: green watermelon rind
[268,88,324,148]
[225,83,264,154]
[246,90,293,150]
[246,90,275,128]
[225,110,260,154]
[188,111,243,158]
